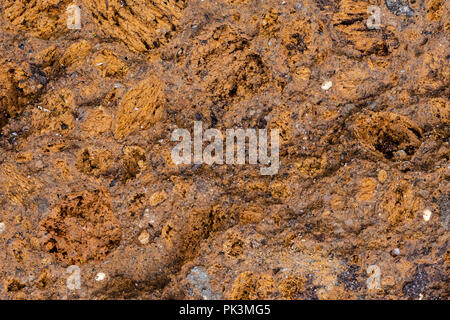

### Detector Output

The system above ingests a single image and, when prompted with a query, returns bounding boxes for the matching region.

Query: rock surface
[0,0,448,299]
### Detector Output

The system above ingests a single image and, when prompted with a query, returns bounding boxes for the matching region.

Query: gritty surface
[0,0,449,300]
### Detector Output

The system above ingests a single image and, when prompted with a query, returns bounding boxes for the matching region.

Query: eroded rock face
[0,59,44,131]
[353,112,423,161]
[113,76,166,140]
[82,0,188,52]
[0,67,14,129]
[3,0,73,39]
[40,190,121,265]
[0,0,449,300]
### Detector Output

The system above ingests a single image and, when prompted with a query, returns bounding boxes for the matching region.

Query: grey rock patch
[385,0,414,17]
[437,193,449,230]
[38,198,50,215]
[186,266,220,300]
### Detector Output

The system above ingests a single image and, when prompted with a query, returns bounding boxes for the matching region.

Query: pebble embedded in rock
[0,222,5,234]
[321,81,332,90]
[377,170,387,183]
[423,209,432,222]
[138,230,150,245]
[95,272,106,281]
[391,248,400,256]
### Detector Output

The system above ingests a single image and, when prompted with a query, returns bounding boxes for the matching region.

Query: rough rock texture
[0,0,448,300]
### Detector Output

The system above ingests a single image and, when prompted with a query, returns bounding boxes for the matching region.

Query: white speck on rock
[0,222,5,234]
[423,209,432,222]
[95,272,106,281]
[321,80,332,90]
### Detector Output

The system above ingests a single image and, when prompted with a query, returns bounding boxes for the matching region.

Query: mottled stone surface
[0,0,448,300]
